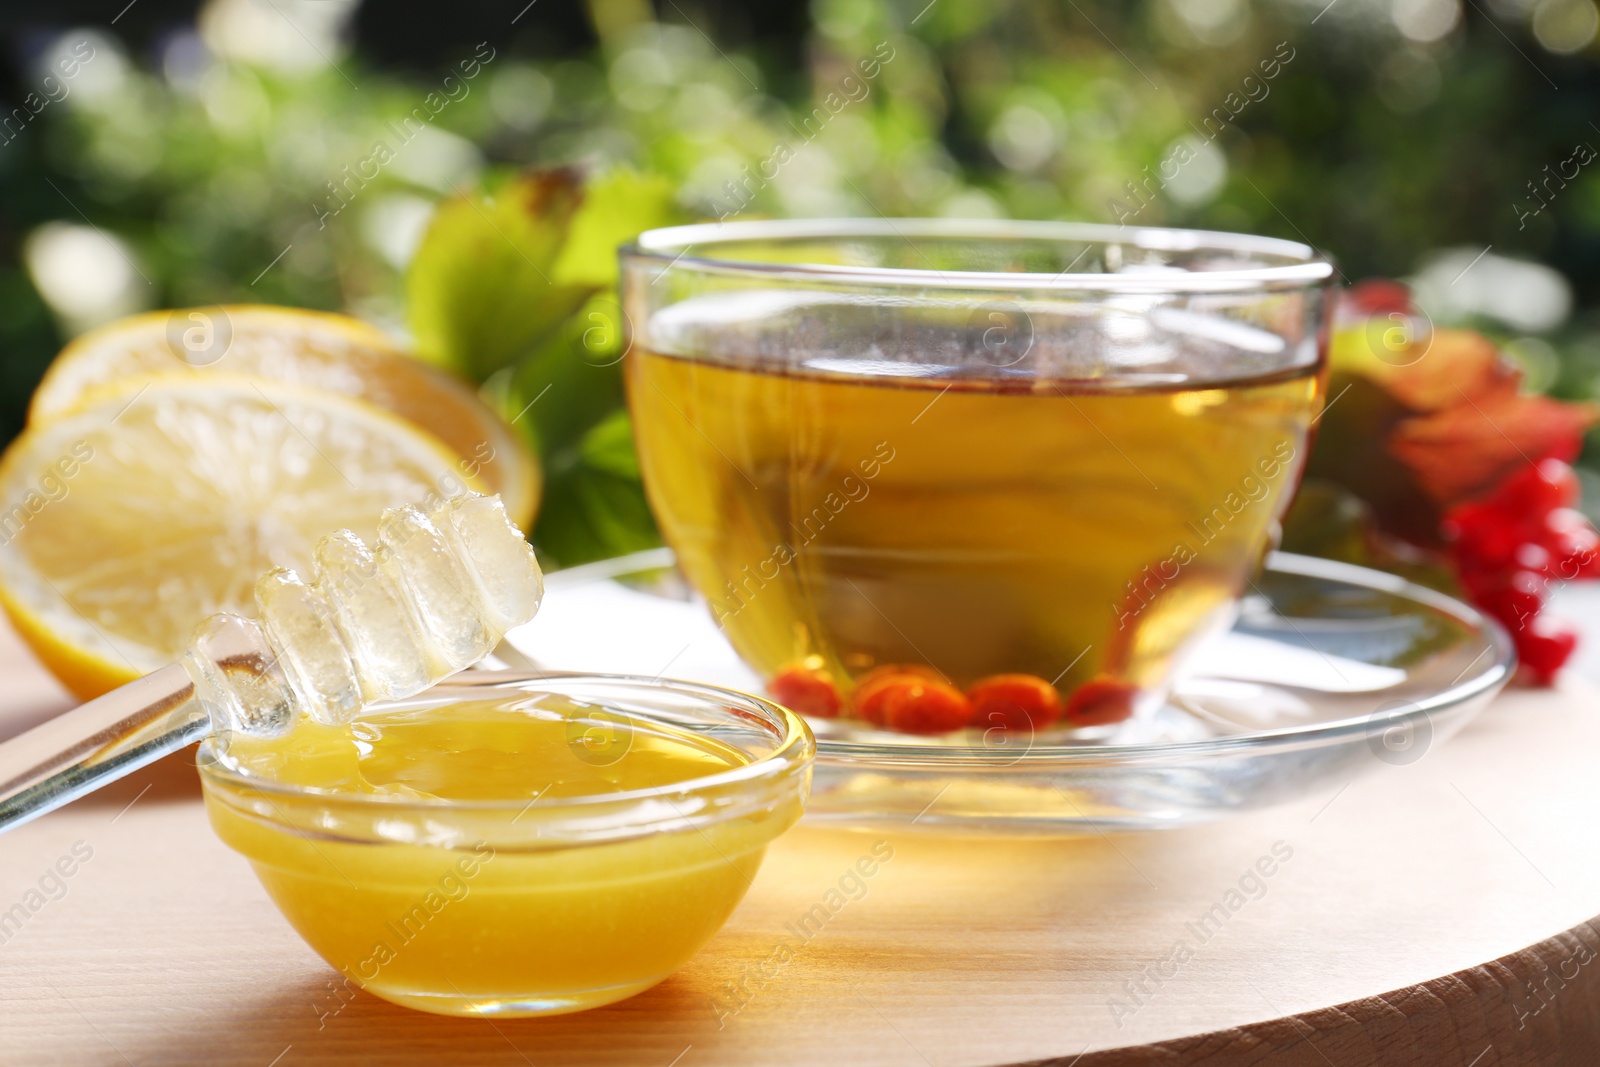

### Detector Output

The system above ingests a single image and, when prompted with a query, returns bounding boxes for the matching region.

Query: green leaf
[499,292,628,461]
[551,168,683,288]
[533,411,661,568]
[407,166,682,565]
[1281,479,1457,595]
[405,168,597,381]
[577,405,644,479]
[1299,370,1439,547]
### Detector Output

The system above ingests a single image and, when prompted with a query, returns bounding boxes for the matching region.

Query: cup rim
[623,218,1336,294]
[197,672,815,821]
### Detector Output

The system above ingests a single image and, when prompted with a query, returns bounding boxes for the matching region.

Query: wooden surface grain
[2,614,1599,1066]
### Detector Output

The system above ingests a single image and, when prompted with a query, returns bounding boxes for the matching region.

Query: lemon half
[28,305,538,529]
[0,379,484,698]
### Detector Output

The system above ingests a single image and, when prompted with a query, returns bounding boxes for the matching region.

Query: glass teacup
[621,220,1333,737]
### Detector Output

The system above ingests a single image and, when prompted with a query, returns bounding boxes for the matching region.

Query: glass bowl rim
[622,218,1337,294]
[196,672,816,818]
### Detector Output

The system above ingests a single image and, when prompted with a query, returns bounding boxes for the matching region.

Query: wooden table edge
[1022,916,1600,1066]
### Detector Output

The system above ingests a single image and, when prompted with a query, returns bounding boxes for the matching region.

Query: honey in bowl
[200,677,813,1017]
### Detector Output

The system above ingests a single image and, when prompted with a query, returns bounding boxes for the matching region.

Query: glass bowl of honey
[621,219,1335,740]
[198,672,814,1017]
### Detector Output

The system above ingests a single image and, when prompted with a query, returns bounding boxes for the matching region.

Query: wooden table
[3,615,1599,1067]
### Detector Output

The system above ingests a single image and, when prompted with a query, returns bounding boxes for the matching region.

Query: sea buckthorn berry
[851,665,947,725]
[852,671,920,725]
[876,677,973,735]
[966,674,1062,733]
[768,664,842,719]
[1064,676,1140,726]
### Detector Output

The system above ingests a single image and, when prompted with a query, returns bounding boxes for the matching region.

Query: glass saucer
[496,550,1513,832]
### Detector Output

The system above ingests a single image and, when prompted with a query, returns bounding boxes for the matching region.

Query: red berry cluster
[1443,458,1600,685]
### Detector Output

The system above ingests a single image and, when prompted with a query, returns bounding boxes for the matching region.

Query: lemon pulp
[203,696,797,1017]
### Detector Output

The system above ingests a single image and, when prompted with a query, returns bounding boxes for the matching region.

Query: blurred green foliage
[3,0,1599,563]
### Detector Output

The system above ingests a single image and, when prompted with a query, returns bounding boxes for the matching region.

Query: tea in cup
[622,221,1333,737]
